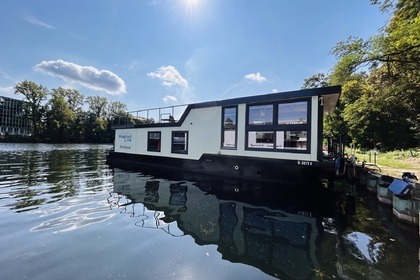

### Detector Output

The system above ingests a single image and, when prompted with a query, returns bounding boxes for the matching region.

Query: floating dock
[344,159,420,225]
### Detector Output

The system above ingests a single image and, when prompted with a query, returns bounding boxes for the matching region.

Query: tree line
[303,0,419,151]
[9,80,136,143]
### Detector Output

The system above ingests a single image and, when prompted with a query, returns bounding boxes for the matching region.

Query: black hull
[106,151,335,184]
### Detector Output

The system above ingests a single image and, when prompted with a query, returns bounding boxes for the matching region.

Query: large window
[147,131,161,152]
[278,101,307,125]
[276,131,307,150]
[222,106,237,149]
[247,131,274,149]
[246,100,310,152]
[248,104,273,125]
[172,131,188,154]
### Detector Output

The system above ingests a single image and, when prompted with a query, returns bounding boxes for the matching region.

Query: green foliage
[86,96,108,119]
[301,73,330,89]
[14,80,48,138]
[350,148,419,171]
[47,88,77,142]
[11,81,132,143]
[309,0,420,151]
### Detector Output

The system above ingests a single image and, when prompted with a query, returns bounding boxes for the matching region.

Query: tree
[84,96,111,143]
[301,73,330,89]
[46,87,85,142]
[107,101,127,120]
[86,96,108,119]
[327,0,420,150]
[14,80,48,138]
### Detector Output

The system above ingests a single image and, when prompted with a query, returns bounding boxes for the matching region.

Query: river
[0,143,418,279]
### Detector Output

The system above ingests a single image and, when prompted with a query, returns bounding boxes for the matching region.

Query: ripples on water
[0,144,114,232]
[0,143,419,280]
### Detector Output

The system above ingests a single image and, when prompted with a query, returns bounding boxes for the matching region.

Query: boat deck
[111,104,188,129]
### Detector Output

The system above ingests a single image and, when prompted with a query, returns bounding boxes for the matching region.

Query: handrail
[111,104,188,129]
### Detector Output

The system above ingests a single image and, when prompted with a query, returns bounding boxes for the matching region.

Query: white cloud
[23,14,55,29]
[0,86,15,95]
[34,60,126,95]
[148,66,188,88]
[162,95,178,103]
[245,72,267,83]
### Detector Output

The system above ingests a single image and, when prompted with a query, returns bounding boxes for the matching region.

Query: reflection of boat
[111,168,340,279]
[107,86,342,183]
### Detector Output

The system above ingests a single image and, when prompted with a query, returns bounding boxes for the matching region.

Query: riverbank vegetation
[349,148,420,177]
[305,0,419,152]
[3,81,142,143]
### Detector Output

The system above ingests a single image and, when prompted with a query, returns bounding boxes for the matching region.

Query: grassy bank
[347,148,420,178]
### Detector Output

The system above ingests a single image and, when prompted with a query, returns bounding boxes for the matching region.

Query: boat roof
[188,85,341,114]
[123,86,341,129]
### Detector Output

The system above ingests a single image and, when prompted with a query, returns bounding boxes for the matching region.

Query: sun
[181,0,203,18]
[184,0,200,9]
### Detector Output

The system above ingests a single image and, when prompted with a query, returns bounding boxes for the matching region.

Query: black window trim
[247,102,274,126]
[171,130,189,154]
[221,105,238,150]
[245,98,311,153]
[147,131,161,152]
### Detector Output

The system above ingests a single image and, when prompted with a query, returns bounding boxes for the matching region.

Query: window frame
[171,131,188,154]
[247,103,274,126]
[277,100,308,125]
[275,130,308,150]
[221,105,238,150]
[245,98,311,153]
[247,131,275,149]
[147,131,161,152]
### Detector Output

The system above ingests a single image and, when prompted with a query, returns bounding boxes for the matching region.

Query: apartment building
[0,96,32,136]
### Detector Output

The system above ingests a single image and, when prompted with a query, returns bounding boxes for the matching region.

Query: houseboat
[107,86,342,183]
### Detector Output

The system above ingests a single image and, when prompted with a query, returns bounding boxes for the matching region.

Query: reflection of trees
[19,150,45,187]
[11,188,46,212]
[2,145,112,212]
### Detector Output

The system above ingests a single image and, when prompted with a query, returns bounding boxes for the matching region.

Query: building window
[278,101,308,125]
[172,131,188,154]
[248,104,273,125]
[222,106,237,149]
[276,131,307,150]
[147,131,161,152]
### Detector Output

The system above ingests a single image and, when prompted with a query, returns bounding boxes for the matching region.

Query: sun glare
[181,0,203,18]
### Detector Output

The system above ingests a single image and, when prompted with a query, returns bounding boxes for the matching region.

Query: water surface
[0,143,418,279]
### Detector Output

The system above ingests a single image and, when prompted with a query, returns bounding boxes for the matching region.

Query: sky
[0,0,391,112]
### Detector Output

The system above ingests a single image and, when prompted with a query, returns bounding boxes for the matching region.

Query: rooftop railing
[111,104,188,129]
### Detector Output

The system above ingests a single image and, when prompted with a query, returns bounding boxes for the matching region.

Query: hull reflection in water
[111,168,338,279]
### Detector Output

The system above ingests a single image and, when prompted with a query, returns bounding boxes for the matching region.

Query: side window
[172,131,188,154]
[246,100,310,152]
[247,131,274,148]
[278,101,308,125]
[276,131,307,150]
[248,104,273,125]
[222,106,237,149]
[147,131,161,152]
